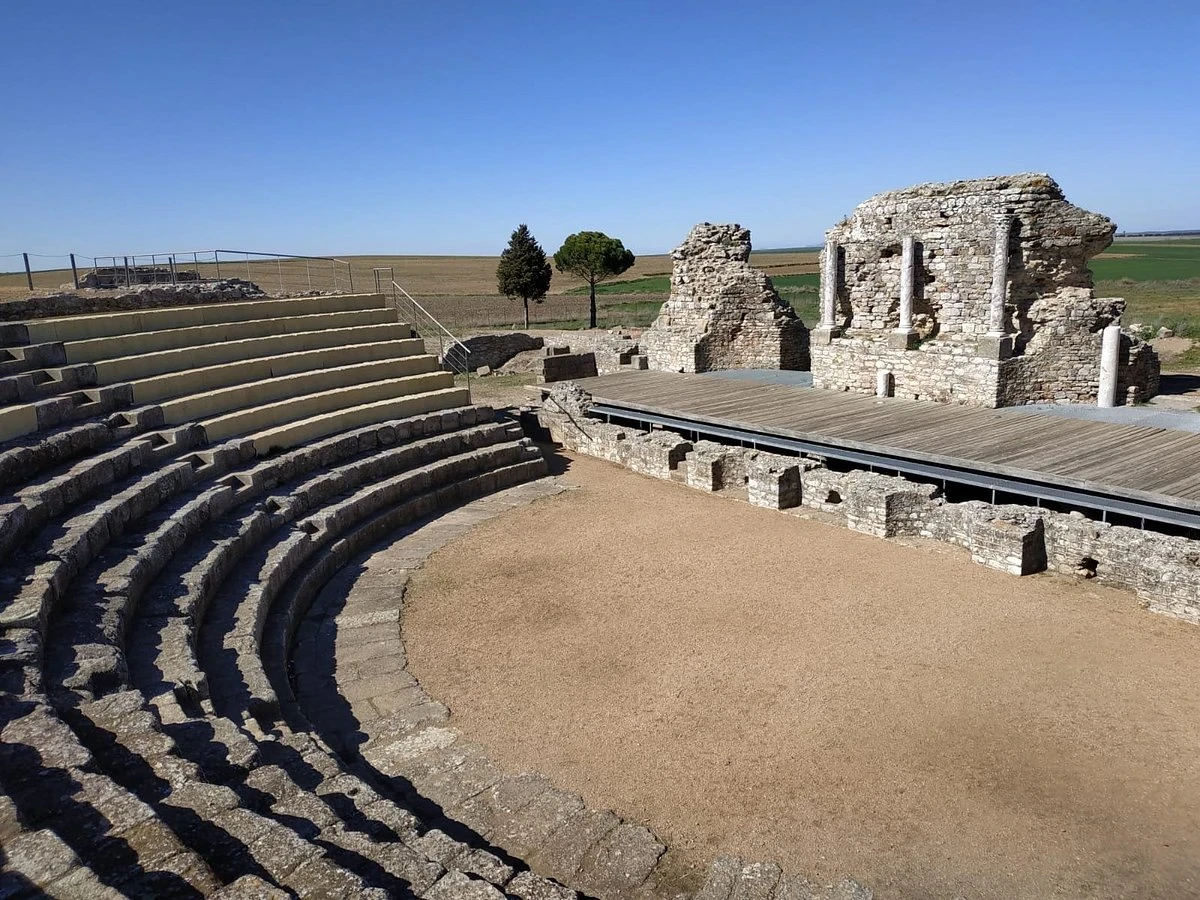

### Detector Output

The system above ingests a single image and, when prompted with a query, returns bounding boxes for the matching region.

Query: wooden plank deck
[575,371,1200,515]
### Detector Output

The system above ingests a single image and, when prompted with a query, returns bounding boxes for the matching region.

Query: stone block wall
[811,173,1159,406]
[747,456,803,510]
[812,337,1002,405]
[643,224,809,373]
[460,333,544,372]
[537,383,1200,624]
[969,514,1047,576]
[539,351,598,383]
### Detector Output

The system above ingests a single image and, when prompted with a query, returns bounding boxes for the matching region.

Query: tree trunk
[589,281,597,329]
[523,297,530,329]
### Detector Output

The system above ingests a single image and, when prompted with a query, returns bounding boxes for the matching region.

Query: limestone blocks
[537,385,1200,625]
[969,513,1047,576]
[539,349,598,384]
[643,224,809,373]
[812,173,1160,407]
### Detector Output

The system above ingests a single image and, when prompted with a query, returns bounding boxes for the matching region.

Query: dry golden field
[4,245,1197,345]
[0,251,818,329]
[0,251,817,296]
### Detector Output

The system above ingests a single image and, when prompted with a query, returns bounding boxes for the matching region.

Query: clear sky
[2,0,1197,259]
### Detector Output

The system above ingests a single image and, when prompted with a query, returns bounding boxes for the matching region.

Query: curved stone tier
[0,292,572,898]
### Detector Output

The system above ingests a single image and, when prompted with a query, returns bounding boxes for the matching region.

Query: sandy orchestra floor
[404,453,1200,900]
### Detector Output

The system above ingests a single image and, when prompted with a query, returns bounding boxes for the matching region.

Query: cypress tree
[496,224,553,329]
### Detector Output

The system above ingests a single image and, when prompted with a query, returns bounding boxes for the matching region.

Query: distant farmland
[2,242,1197,336]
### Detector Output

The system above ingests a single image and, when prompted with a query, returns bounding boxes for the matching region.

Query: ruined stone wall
[460,333,543,372]
[0,281,265,322]
[537,383,1200,624]
[811,174,1159,406]
[812,337,1002,405]
[643,224,809,373]
[539,350,598,383]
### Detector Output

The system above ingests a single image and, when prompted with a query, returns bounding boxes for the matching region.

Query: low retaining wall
[460,332,544,371]
[0,281,265,321]
[537,383,1200,625]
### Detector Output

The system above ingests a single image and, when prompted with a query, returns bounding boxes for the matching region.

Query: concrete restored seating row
[128,337,426,404]
[0,362,97,407]
[7,291,388,346]
[62,307,396,366]
[92,323,417,386]
[0,293,453,447]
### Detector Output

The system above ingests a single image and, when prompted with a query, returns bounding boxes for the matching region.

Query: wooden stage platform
[574,371,1200,530]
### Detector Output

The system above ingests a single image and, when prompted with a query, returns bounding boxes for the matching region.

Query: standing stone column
[979,215,1015,359]
[890,235,918,349]
[814,238,841,344]
[988,216,1012,334]
[1097,322,1121,407]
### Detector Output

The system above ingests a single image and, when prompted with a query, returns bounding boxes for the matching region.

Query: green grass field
[1090,242,1200,282]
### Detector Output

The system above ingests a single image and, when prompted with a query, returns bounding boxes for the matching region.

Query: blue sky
[2,0,1197,259]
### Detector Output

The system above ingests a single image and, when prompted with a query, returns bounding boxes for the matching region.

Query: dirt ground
[404,453,1200,900]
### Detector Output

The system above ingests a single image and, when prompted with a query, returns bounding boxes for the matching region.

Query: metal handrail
[373,274,472,393]
[393,282,466,351]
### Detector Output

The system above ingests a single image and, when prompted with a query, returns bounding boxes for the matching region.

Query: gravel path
[404,453,1200,900]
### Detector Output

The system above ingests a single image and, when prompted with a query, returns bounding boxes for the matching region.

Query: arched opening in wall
[1077,557,1099,579]
[825,489,843,504]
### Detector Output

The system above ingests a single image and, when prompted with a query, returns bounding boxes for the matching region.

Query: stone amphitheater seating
[0,292,578,898]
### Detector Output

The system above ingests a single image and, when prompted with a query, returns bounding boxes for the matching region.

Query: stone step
[245,385,471,454]
[62,306,398,366]
[13,291,390,346]
[0,384,142,447]
[180,425,518,719]
[53,691,396,898]
[204,439,540,727]
[0,439,209,639]
[0,342,67,369]
[0,419,120,496]
[127,408,498,712]
[128,337,428,404]
[50,655,516,896]
[40,445,254,708]
[0,363,97,407]
[0,699,222,898]
[3,401,565,897]
[95,322,418,385]
[161,354,443,426]
[0,428,206,560]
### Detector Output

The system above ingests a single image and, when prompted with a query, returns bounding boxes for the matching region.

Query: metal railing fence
[1,249,354,295]
[373,267,471,392]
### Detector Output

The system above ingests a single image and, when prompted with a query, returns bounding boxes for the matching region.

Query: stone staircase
[0,292,567,898]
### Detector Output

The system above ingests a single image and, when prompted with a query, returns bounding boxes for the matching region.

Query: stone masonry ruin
[538,382,1200,626]
[643,223,810,373]
[810,173,1160,407]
